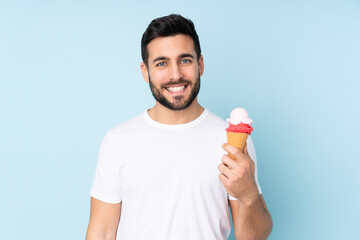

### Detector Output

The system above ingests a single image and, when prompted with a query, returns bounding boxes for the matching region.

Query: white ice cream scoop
[226,108,253,125]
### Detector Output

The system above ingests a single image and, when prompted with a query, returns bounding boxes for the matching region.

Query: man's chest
[114,132,226,200]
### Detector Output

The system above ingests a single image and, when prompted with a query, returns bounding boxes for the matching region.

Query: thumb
[244,142,250,157]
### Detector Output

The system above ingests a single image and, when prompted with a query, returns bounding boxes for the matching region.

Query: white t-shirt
[90,109,262,240]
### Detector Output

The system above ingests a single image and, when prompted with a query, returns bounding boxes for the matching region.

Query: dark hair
[141,14,201,66]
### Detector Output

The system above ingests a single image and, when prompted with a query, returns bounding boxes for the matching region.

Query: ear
[198,55,204,76]
[140,62,149,83]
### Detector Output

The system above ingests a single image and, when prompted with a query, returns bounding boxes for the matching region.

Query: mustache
[161,79,191,88]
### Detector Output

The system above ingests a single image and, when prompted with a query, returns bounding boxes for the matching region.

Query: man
[86,14,272,240]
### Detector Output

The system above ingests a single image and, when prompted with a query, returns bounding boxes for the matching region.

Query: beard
[148,73,201,111]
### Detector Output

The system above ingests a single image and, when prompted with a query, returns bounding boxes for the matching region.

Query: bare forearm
[86,229,116,240]
[234,196,273,240]
[86,198,121,240]
[86,224,117,240]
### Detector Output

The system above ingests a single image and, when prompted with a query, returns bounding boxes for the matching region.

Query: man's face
[141,34,204,111]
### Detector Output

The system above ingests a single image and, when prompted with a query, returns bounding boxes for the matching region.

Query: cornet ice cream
[226,108,253,158]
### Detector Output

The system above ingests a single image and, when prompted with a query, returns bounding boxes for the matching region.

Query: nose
[168,63,183,81]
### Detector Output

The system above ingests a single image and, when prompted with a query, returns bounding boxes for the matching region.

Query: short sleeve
[90,131,122,203]
[228,136,262,200]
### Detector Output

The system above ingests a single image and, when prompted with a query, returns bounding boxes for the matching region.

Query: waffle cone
[227,132,248,159]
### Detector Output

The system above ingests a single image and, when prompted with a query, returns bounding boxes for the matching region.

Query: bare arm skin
[86,197,121,240]
[229,195,273,240]
[219,143,272,240]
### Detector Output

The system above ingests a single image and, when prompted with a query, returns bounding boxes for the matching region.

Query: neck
[148,99,204,125]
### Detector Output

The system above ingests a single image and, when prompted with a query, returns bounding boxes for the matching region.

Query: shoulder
[101,112,148,146]
[194,110,228,141]
[204,110,228,128]
[107,112,146,136]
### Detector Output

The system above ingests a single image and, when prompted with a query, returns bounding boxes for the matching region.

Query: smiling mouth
[164,84,189,93]
[166,85,187,92]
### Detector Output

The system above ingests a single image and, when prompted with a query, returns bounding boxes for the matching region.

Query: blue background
[1,0,359,239]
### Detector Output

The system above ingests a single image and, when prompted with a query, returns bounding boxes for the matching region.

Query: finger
[243,143,253,160]
[243,142,247,154]
[218,163,236,178]
[222,143,244,160]
[221,154,236,169]
[218,173,229,187]
[218,173,228,183]
[245,148,250,158]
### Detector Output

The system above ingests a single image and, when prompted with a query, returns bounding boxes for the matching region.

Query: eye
[156,62,166,67]
[180,59,191,64]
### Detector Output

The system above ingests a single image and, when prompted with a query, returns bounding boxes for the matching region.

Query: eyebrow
[178,53,195,59]
[152,53,195,64]
[152,56,169,64]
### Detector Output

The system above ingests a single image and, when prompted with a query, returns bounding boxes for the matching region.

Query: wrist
[237,192,260,207]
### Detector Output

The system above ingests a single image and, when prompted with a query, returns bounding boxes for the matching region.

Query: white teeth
[167,86,185,92]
